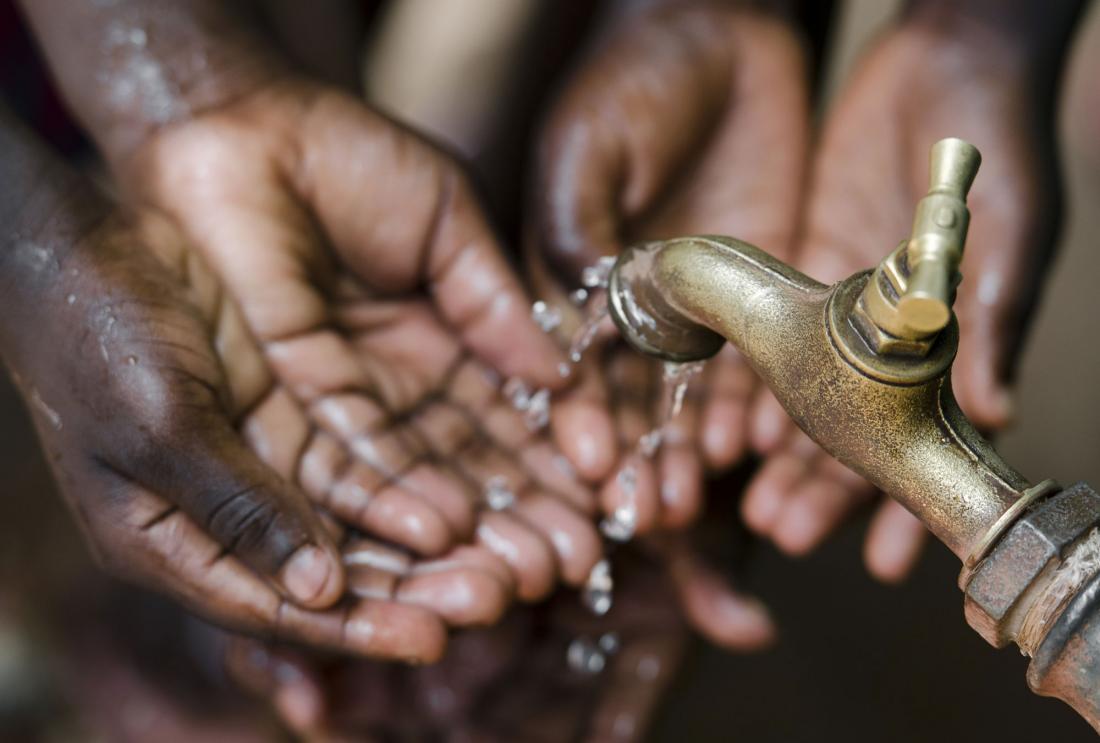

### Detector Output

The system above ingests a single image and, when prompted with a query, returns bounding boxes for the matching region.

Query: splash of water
[531,300,562,333]
[483,475,516,511]
[582,558,613,616]
[566,631,622,676]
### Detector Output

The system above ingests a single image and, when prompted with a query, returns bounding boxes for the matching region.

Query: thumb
[128,412,345,609]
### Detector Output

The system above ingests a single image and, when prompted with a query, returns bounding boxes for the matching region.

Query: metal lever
[852,137,981,356]
[898,137,981,333]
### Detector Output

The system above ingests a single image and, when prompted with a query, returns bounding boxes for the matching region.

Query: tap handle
[898,138,981,334]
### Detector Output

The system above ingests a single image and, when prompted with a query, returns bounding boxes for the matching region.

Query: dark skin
[742,0,1084,581]
[0,114,455,660]
[224,548,690,741]
[16,0,609,656]
[533,0,1084,582]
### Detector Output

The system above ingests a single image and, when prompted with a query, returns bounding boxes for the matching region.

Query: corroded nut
[964,483,1100,648]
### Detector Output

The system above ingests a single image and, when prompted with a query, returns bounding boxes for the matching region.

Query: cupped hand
[223,547,693,741]
[529,3,810,537]
[742,20,1062,581]
[1,207,464,662]
[118,76,605,608]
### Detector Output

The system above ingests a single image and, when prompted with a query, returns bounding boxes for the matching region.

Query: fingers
[344,538,512,627]
[699,346,755,470]
[224,637,325,737]
[476,511,558,602]
[950,193,1046,430]
[551,357,619,482]
[863,499,928,583]
[514,493,603,586]
[655,378,705,529]
[664,539,776,651]
[748,387,793,455]
[123,407,344,609]
[425,179,570,390]
[533,6,739,283]
[599,351,661,536]
[742,431,874,557]
[104,485,447,663]
[291,93,566,390]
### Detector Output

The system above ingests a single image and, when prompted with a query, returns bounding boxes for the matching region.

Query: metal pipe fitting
[605,138,1100,731]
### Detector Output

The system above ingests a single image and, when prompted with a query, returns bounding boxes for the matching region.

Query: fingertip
[274,678,325,735]
[864,500,927,584]
[553,400,617,481]
[770,481,851,558]
[600,457,660,537]
[345,601,449,664]
[679,573,777,652]
[658,447,704,530]
[280,544,346,609]
[741,454,804,534]
[749,391,791,454]
[701,398,747,471]
[970,384,1016,431]
[398,568,510,627]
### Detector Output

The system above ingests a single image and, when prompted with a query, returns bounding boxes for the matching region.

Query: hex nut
[964,483,1100,648]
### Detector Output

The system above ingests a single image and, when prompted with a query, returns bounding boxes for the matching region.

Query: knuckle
[203,484,304,572]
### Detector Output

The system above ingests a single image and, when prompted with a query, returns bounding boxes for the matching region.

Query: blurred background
[2,0,1100,740]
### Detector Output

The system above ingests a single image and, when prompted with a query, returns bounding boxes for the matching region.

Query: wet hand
[529,3,810,536]
[0,209,468,662]
[119,76,604,607]
[742,20,1061,581]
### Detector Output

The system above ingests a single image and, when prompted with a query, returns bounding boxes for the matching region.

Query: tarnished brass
[606,137,1100,731]
[853,137,979,352]
[608,234,1027,559]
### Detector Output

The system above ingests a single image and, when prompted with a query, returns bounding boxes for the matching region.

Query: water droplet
[582,558,613,615]
[524,388,550,431]
[531,300,562,333]
[600,505,637,543]
[483,475,515,511]
[125,355,139,366]
[598,632,620,655]
[581,256,617,289]
[617,465,637,495]
[638,429,662,458]
[66,294,76,305]
[567,637,606,675]
[503,377,531,410]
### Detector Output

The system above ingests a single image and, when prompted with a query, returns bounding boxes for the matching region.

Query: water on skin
[501,257,710,671]
[582,558,613,616]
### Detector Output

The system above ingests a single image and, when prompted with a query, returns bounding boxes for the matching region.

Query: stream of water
[494,256,707,675]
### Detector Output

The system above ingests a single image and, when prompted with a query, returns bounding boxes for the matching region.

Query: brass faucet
[607,138,1100,731]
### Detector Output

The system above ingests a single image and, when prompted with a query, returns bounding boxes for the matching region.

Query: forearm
[15,0,286,167]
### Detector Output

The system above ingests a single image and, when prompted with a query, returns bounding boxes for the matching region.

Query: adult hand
[742,15,1064,581]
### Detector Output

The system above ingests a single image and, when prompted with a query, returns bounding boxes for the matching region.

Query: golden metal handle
[898,137,981,334]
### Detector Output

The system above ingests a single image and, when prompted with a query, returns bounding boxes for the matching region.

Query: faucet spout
[608,234,1031,561]
[605,138,1100,729]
